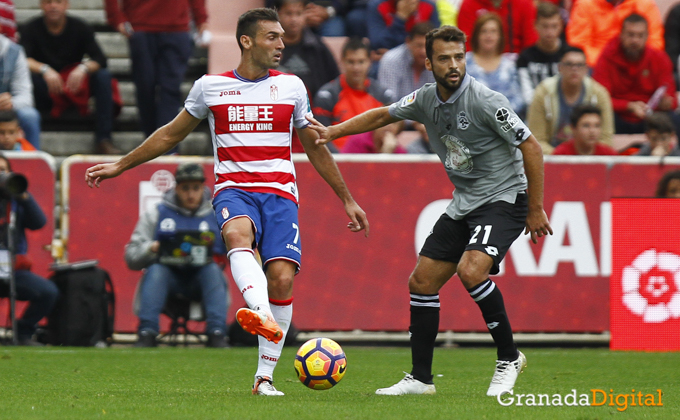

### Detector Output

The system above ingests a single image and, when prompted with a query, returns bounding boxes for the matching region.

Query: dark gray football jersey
[389,74,530,220]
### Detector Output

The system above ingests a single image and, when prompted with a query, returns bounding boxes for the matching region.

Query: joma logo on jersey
[220,90,241,96]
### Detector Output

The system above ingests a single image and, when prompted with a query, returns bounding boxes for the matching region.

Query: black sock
[468,279,518,361]
[409,293,440,384]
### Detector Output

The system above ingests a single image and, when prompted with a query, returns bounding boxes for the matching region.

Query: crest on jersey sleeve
[401,91,417,107]
[495,107,519,133]
[270,84,278,101]
[442,134,473,174]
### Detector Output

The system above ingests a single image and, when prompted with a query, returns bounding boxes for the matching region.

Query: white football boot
[252,376,284,396]
[486,351,527,397]
[375,373,436,395]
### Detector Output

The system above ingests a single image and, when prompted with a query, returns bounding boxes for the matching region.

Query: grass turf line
[0,347,677,419]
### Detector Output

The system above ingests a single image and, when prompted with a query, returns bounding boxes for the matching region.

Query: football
[294,338,347,390]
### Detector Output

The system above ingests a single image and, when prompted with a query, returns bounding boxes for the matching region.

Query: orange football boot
[236,308,283,344]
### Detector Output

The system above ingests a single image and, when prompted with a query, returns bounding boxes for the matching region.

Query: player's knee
[268,274,293,299]
[408,271,433,294]
[456,262,485,289]
[222,227,251,249]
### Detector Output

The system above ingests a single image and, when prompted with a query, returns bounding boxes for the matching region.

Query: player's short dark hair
[655,170,680,197]
[623,13,648,29]
[470,13,505,55]
[645,112,675,134]
[342,37,370,59]
[425,26,467,62]
[570,104,601,127]
[0,109,19,124]
[559,46,586,61]
[236,8,280,53]
[408,22,434,40]
[536,2,561,20]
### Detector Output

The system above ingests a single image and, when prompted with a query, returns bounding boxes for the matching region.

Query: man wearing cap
[124,162,229,347]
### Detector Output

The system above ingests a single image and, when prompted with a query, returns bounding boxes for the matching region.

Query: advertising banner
[610,198,680,351]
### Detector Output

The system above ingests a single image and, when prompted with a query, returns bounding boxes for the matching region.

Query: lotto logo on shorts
[222,207,229,219]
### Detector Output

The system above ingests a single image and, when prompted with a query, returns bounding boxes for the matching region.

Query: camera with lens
[0,172,28,199]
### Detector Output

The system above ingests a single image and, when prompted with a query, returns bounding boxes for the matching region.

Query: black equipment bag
[47,261,115,346]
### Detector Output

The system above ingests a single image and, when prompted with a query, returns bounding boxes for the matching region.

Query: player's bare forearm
[306,107,401,145]
[85,110,201,187]
[518,135,553,243]
[297,126,370,236]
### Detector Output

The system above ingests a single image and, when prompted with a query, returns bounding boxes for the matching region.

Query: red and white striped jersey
[185,69,312,204]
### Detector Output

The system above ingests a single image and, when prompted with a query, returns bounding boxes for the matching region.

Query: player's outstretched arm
[297,126,370,237]
[306,106,400,145]
[85,110,201,188]
[518,134,553,244]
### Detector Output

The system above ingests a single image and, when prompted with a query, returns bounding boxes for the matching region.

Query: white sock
[228,248,271,315]
[255,298,293,380]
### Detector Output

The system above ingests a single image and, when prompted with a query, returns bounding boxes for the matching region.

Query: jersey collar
[232,69,270,83]
[434,73,471,106]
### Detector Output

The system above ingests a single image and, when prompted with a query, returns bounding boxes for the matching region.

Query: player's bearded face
[428,40,466,93]
[252,21,285,70]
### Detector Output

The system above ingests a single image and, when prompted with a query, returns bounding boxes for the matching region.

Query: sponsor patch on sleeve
[495,107,519,132]
[401,91,417,107]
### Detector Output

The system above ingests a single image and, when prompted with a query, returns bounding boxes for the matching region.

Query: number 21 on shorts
[469,225,492,244]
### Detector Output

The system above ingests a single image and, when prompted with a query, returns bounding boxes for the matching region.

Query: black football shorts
[419,193,528,275]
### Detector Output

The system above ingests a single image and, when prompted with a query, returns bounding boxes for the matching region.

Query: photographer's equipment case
[47,260,115,346]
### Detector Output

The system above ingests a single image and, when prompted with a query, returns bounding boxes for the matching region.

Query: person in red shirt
[553,104,618,155]
[457,0,538,53]
[104,0,208,143]
[593,13,677,134]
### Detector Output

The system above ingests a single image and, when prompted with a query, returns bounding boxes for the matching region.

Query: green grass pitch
[0,346,677,419]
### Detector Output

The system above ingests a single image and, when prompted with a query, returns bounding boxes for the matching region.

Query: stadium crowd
[1,0,680,348]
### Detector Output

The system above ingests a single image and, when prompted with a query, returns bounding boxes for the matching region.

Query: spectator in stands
[104,0,208,142]
[266,0,347,37]
[528,46,614,154]
[593,14,677,135]
[0,110,35,151]
[125,163,229,348]
[636,112,680,157]
[465,14,524,114]
[275,0,340,99]
[655,170,680,198]
[346,0,369,37]
[366,0,439,55]
[378,22,435,99]
[517,2,571,106]
[314,38,398,151]
[20,0,119,155]
[0,34,41,149]
[552,104,618,155]
[0,153,59,346]
[0,0,17,42]
[457,0,537,53]
[436,0,458,26]
[666,3,680,84]
[566,0,664,67]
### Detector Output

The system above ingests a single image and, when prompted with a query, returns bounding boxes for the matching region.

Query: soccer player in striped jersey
[85,8,369,396]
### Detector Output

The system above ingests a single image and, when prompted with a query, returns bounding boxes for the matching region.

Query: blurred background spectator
[104,0,208,147]
[0,33,41,149]
[457,0,538,53]
[665,2,680,85]
[593,14,677,134]
[125,163,229,348]
[552,104,618,155]
[636,112,680,156]
[20,0,118,154]
[566,0,664,67]
[517,2,570,106]
[367,0,439,61]
[655,170,680,197]
[275,0,340,99]
[528,46,613,154]
[436,0,460,27]
[0,109,35,151]
[465,13,524,114]
[314,38,397,151]
[377,22,434,99]
[0,153,59,346]
[267,0,348,36]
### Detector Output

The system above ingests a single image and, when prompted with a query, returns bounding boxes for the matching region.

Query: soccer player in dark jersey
[307,25,553,396]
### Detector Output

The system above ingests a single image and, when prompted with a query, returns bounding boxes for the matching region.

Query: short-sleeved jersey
[389,74,530,219]
[185,69,312,204]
